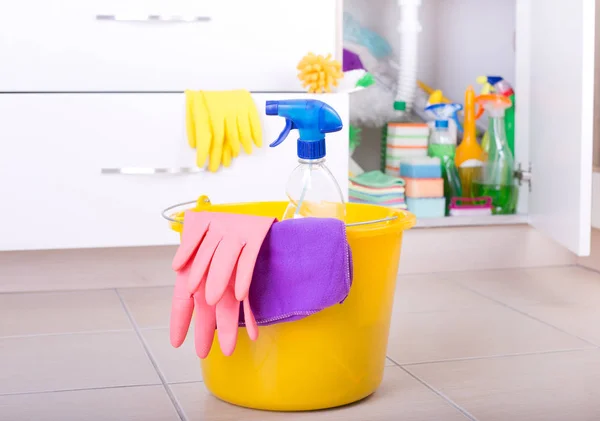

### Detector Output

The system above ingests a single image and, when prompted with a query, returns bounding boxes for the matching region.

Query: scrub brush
[297,53,343,93]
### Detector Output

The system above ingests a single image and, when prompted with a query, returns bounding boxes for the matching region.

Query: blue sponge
[406,197,446,218]
[400,157,442,179]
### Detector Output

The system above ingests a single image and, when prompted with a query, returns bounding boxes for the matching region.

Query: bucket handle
[161,199,399,228]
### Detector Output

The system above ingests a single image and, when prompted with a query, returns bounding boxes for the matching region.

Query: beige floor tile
[142,328,203,383]
[448,266,600,345]
[0,247,174,293]
[395,273,494,313]
[451,266,600,308]
[118,287,172,328]
[387,303,591,365]
[0,331,160,394]
[385,357,395,366]
[170,366,470,421]
[0,385,179,421]
[0,290,131,337]
[508,306,600,346]
[407,349,600,421]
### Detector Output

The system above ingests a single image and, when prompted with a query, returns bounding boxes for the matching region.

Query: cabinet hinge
[514,162,532,192]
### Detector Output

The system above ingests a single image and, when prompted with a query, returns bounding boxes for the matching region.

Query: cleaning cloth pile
[170,211,353,358]
[185,90,263,172]
[349,170,406,210]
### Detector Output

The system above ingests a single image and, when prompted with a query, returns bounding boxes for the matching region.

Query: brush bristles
[297,53,343,93]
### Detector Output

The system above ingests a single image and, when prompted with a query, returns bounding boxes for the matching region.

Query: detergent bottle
[455,86,484,197]
[473,94,518,214]
[424,103,463,213]
[266,99,346,220]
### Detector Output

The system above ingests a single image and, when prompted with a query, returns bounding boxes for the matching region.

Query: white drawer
[0,93,348,250]
[0,0,339,92]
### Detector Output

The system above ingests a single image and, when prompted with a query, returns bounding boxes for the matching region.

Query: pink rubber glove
[170,211,275,358]
[170,212,211,354]
[187,212,276,356]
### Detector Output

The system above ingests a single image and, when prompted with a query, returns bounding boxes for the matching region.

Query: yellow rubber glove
[229,90,263,153]
[185,91,214,169]
[187,90,263,172]
[201,91,229,172]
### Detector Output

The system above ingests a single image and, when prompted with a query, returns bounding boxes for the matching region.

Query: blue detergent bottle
[266,99,346,221]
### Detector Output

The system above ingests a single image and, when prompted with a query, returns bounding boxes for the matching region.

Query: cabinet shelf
[414,214,528,229]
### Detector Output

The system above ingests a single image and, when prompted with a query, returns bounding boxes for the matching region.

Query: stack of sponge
[384,122,430,176]
[349,171,406,210]
[401,157,446,218]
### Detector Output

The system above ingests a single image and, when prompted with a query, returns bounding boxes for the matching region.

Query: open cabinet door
[518,0,595,256]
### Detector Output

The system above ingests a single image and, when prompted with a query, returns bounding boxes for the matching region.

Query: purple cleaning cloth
[239,218,353,326]
[343,48,365,72]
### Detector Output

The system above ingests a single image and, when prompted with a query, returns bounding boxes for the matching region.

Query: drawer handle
[96,14,211,23]
[101,167,202,175]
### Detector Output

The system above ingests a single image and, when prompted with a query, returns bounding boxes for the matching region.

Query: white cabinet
[347,0,595,256]
[0,93,349,251]
[0,0,340,92]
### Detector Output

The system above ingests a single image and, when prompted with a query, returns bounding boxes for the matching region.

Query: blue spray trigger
[269,119,297,148]
[265,99,343,160]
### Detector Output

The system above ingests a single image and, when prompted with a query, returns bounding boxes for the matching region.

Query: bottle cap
[393,101,406,111]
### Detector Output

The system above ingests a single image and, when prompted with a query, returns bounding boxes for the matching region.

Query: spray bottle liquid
[266,99,346,220]
[424,103,463,214]
[472,94,518,214]
[455,86,484,197]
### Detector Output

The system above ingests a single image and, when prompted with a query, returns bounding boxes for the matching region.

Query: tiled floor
[2,265,600,420]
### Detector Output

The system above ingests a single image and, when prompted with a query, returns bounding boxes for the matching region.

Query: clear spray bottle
[266,99,346,221]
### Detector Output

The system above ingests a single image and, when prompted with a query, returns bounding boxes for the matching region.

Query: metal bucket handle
[161,199,399,228]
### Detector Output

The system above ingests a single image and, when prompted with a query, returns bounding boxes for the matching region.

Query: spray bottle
[473,94,518,214]
[424,103,463,213]
[266,99,345,220]
[455,86,484,197]
[487,76,515,157]
[477,76,515,158]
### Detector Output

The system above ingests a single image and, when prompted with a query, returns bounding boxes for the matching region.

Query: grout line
[167,380,204,386]
[0,329,134,340]
[449,280,600,347]
[0,285,174,295]
[115,289,188,421]
[396,347,595,367]
[0,383,162,397]
[577,263,600,277]
[397,366,479,421]
[139,326,170,331]
[400,263,580,278]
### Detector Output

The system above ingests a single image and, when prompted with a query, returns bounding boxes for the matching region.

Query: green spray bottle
[472,94,518,215]
[425,103,463,214]
[479,76,515,157]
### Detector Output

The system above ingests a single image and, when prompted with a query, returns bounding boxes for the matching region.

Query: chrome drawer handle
[101,167,202,175]
[96,14,211,23]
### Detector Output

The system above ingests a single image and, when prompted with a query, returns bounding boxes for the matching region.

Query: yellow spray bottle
[455,86,484,197]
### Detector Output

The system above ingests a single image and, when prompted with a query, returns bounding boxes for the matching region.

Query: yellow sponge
[297,53,343,93]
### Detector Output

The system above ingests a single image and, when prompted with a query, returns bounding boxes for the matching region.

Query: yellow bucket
[164,197,415,411]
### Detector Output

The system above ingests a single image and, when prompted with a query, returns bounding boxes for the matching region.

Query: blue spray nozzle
[425,103,463,128]
[266,99,343,160]
[486,76,504,86]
